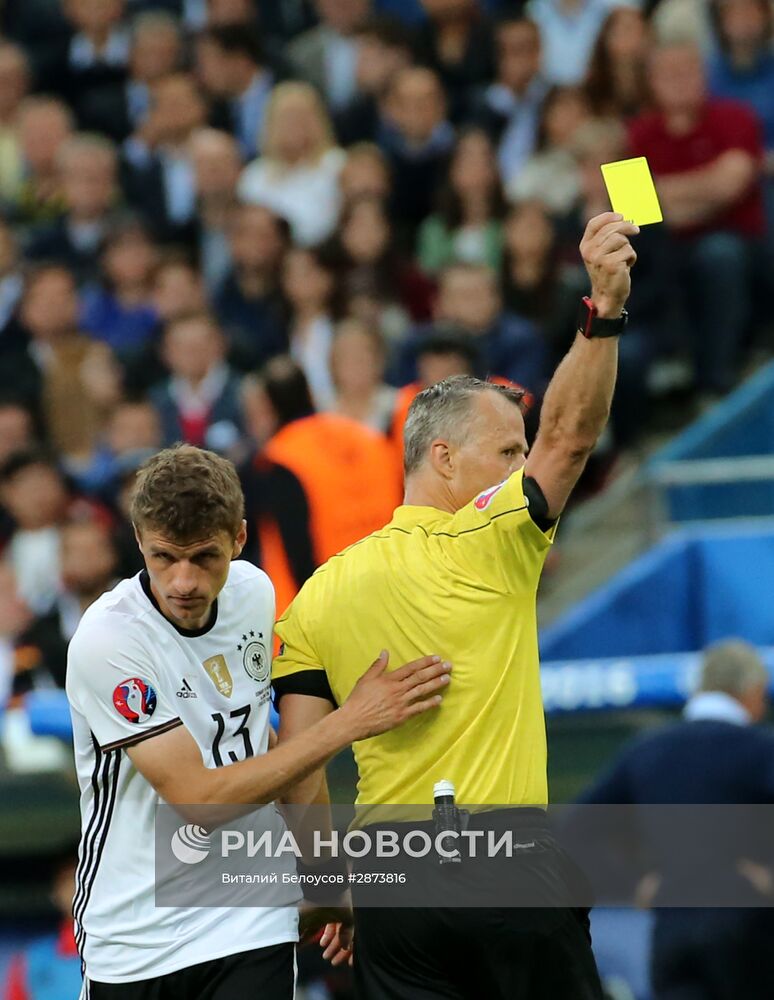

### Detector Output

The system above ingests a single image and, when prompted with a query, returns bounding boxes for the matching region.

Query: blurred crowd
[0,0,772,708]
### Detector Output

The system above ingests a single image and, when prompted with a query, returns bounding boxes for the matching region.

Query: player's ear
[429,438,454,480]
[232,520,248,558]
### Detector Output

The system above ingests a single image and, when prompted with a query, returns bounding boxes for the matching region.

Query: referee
[272,212,638,998]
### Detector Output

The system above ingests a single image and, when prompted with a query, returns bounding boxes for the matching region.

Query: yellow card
[600,157,663,226]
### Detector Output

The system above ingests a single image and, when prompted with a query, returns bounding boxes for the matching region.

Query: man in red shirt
[629,41,765,395]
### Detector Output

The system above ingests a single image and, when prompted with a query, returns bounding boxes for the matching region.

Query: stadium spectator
[474,15,547,187]
[651,0,716,52]
[12,515,119,696]
[195,25,277,161]
[0,400,37,467]
[338,141,393,207]
[25,134,121,286]
[329,318,398,432]
[78,10,183,142]
[74,398,162,497]
[188,128,241,294]
[281,246,339,410]
[0,855,81,999]
[150,254,208,325]
[580,639,774,999]
[238,81,346,246]
[388,331,480,448]
[40,0,131,124]
[250,0,317,41]
[379,66,456,237]
[9,97,74,227]
[584,6,651,118]
[707,0,773,155]
[78,219,159,364]
[9,266,122,466]
[241,356,401,614]
[395,262,547,391]
[0,449,71,614]
[0,43,30,205]
[286,0,370,111]
[150,312,243,451]
[707,0,774,257]
[206,0,261,29]
[0,221,24,349]
[333,15,415,146]
[122,72,208,242]
[417,126,507,274]
[331,194,436,321]
[502,200,579,362]
[630,40,766,395]
[507,85,591,213]
[0,562,32,709]
[132,254,209,393]
[527,0,621,85]
[342,269,416,348]
[415,0,496,121]
[214,203,290,371]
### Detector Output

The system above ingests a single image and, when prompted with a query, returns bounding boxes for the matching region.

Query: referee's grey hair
[403,375,524,476]
[698,639,768,696]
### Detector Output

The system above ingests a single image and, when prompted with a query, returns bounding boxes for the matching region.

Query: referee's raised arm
[525,212,638,519]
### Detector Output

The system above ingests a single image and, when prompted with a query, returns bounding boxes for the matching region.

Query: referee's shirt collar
[389,504,452,529]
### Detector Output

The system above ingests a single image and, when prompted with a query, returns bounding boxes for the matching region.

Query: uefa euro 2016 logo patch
[113,677,157,723]
[474,480,507,510]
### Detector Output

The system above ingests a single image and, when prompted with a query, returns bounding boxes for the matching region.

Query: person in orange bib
[241,357,402,616]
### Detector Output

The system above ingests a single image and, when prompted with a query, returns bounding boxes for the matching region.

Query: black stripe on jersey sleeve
[100,717,184,752]
[273,671,337,707]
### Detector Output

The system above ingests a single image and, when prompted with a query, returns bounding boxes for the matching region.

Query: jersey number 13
[211,705,254,766]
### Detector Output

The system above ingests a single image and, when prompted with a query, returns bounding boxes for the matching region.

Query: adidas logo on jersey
[176,679,198,699]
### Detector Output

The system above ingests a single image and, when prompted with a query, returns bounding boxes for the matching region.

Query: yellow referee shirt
[273,468,556,820]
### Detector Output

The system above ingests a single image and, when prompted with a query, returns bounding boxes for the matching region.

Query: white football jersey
[66,561,299,984]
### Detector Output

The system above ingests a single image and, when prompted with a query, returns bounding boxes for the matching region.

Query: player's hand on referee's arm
[580,212,638,318]
[338,650,452,741]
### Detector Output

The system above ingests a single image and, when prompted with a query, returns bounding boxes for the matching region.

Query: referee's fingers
[588,221,639,251]
[596,232,632,254]
[391,653,443,681]
[607,245,638,267]
[582,212,624,239]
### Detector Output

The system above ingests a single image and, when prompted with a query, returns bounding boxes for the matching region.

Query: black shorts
[351,810,603,1000]
[86,942,295,1000]
[353,906,602,1000]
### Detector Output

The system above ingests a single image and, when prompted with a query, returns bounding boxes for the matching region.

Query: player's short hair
[130,444,244,542]
[404,375,524,476]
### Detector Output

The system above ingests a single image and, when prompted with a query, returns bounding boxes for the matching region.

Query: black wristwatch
[577,296,628,339]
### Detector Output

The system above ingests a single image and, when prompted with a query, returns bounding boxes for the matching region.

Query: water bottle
[433,779,462,865]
